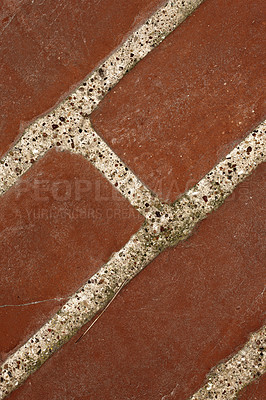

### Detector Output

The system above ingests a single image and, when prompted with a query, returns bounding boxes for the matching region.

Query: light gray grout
[64,119,163,216]
[64,0,205,117]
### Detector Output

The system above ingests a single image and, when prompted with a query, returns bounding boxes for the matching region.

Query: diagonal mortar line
[0,121,265,399]
[188,326,266,400]
[62,0,205,117]
[0,225,161,399]
[171,121,266,232]
[0,0,205,202]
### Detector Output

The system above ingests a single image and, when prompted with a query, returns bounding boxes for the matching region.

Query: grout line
[63,0,205,117]
[0,0,205,201]
[188,326,266,400]
[184,122,266,214]
[0,121,265,399]
[64,119,163,216]
[74,277,129,344]
[0,110,78,197]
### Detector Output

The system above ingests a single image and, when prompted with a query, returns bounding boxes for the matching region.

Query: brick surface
[238,375,266,400]
[91,0,266,202]
[0,149,143,362]
[0,0,164,157]
[7,163,265,400]
[1,0,265,398]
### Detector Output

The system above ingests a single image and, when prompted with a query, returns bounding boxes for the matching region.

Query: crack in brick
[0,298,68,309]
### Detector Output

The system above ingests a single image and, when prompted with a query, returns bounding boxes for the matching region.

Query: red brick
[0,149,143,361]
[91,0,266,202]
[0,0,164,157]
[8,164,265,399]
[238,375,266,400]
